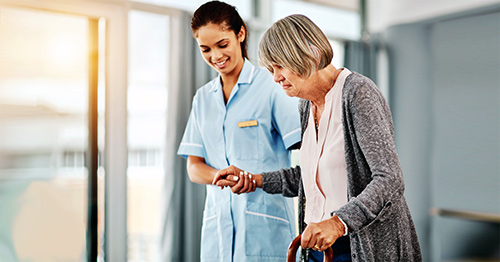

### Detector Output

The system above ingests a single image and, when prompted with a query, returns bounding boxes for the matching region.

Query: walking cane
[287,234,333,262]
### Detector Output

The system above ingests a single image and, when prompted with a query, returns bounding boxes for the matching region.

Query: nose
[273,72,283,84]
[212,48,223,60]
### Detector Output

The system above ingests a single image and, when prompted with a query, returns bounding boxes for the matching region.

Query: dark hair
[191,0,248,59]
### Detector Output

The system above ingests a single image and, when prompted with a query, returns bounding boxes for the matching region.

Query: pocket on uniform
[200,213,219,259]
[233,119,259,160]
[244,201,292,257]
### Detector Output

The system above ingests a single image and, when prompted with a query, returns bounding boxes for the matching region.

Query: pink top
[300,68,351,224]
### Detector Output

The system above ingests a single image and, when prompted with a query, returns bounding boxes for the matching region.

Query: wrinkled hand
[301,215,345,252]
[212,165,257,194]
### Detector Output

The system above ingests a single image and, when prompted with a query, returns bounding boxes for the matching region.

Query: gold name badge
[238,120,258,128]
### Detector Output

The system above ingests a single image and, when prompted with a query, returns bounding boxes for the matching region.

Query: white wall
[368,0,500,32]
[381,3,500,260]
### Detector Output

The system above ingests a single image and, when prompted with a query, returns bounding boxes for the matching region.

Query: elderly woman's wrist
[332,214,349,236]
[253,174,263,188]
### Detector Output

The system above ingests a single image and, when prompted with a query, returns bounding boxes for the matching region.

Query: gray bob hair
[259,14,333,78]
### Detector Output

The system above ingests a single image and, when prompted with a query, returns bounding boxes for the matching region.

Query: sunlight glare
[47,34,83,68]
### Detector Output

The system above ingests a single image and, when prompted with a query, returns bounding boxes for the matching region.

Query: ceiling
[302,0,359,12]
[301,0,500,32]
[368,0,500,32]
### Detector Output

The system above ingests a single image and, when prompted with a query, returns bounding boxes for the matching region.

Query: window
[272,0,360,40]
[127,10,169,261]
[0,6,95,261]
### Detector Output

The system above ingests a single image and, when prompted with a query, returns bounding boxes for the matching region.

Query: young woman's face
[270,65,308,98]
[195,23,245,76]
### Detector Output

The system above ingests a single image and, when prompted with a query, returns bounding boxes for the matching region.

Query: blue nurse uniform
[178,60,301,262]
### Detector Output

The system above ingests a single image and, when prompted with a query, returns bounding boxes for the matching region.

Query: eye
[219,44,228,48]
[201,48,210,53]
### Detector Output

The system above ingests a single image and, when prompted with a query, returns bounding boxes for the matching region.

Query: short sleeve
[177,98,206,159]
[271,89,301,149]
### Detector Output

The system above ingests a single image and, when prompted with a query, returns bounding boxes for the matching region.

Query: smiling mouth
[213,59,228,69]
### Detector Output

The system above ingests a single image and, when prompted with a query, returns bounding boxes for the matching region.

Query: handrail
[429,208,500,223]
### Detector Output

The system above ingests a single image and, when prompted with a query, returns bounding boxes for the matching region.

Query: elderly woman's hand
[212,165,261,194]
[301,215,346,252]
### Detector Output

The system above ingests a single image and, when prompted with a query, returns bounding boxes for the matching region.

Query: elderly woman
[214,14,421,261]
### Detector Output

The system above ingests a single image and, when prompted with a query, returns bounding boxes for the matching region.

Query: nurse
[177,1,301,261]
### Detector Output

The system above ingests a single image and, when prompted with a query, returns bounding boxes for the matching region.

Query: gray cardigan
[261,72,422,261]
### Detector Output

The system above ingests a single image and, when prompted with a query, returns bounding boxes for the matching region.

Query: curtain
[162,11,215,262]
[343,39,380,84]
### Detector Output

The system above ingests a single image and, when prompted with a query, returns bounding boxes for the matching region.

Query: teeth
[214,60,227,67]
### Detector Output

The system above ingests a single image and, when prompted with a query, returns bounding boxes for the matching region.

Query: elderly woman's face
[270,65,308,98]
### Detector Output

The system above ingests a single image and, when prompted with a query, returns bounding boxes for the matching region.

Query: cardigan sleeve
[261,166,302,197]
[261,99,310,198]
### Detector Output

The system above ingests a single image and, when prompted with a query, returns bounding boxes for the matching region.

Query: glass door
[0,6,101,261]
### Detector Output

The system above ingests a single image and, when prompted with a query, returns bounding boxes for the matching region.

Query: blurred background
[0,0,498,261]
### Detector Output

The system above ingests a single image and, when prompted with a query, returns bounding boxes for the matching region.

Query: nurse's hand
[301,215,345,252]
[212,165,241,186]
[213,165,260,194]
[228,170,258,194]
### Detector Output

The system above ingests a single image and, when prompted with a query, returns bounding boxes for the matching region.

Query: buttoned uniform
[178,60,301,262]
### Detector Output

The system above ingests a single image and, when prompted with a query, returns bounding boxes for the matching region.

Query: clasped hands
[212,165,262,194]
[212,166,346,252]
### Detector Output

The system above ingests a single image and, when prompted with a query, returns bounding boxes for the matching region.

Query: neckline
[314,68,344,131]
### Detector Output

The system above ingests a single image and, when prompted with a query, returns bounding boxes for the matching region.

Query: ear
[237,25,246,43]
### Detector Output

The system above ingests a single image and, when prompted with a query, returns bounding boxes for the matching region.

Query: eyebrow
[199,38,229,48]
